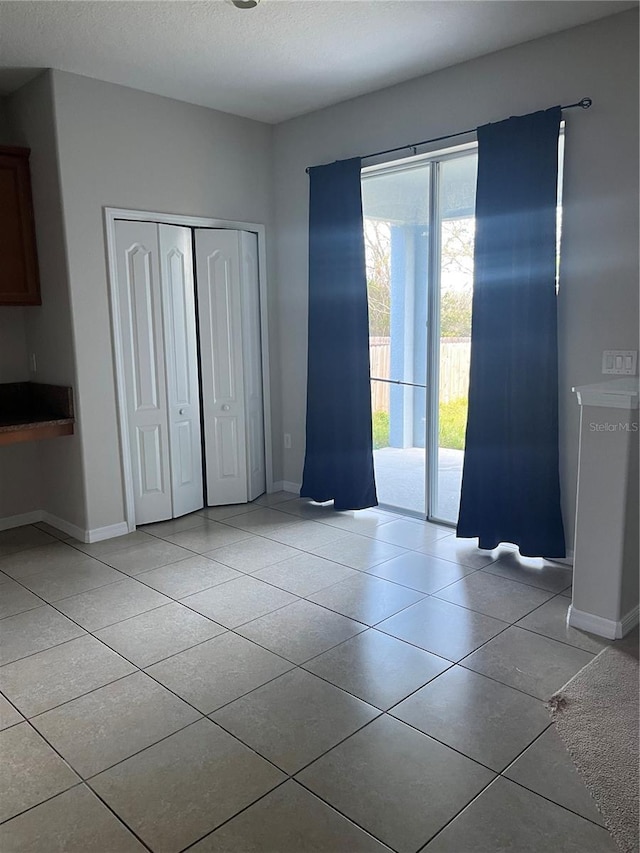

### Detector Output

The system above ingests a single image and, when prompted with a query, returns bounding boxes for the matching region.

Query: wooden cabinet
[0,146,41,305]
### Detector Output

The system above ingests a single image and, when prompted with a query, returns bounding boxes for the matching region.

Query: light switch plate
[602,350,637,375]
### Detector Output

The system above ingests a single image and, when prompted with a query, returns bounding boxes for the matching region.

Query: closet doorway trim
[104,206,273,533]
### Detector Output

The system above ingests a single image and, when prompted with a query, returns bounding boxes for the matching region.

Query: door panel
[158,224,204,517]
[175,420,194,485]
[195,229,248,505]
[239,231,266,501]
[115,220,172,524]
[362,151,477,524]
[129,248,159,411]
[216,416,241,477]
[137,424,165,494]
[207,252,238,403]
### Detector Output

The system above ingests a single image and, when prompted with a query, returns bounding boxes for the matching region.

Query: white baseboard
[0,510,44,531]
[270,481,300,496]
[0,510,128,545]
[621,604,640,636]
[41,512,86,543]
[568,603,639,640]
[84,521,130,544]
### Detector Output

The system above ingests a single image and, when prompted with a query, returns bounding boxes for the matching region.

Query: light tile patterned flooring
[0,494,619,852]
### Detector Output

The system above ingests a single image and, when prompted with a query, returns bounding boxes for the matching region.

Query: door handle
[222,404,230,411]
[179,408,186,415]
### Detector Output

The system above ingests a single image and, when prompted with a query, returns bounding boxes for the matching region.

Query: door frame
[362,142,477,526]
[104,206,274,533]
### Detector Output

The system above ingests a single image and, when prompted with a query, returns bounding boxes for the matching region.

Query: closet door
[195,229,249,505]
[115,220,172,524]
[158,225,204,516]
[239,231,266,501]
[195,228,266,506]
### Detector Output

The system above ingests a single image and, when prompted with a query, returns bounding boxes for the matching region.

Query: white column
[570,378,639,638]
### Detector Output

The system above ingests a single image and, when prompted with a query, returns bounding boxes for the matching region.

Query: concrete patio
[373,447,464,523]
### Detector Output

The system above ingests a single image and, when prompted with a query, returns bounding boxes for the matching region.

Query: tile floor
[0,494,619,852]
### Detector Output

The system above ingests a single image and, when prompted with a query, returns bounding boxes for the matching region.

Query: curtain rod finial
[579,97,592,109]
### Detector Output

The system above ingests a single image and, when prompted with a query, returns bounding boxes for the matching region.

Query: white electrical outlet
[283,433,292,449]
[602,350,637,375]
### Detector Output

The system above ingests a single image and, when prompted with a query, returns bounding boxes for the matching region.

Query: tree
[440,217,474,338]
[364,219,391,337]
[440,288,472,338]
[440,217,474,282]
[363,215,475,339]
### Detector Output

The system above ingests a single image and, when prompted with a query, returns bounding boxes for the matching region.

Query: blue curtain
[301,158,378,510]
[457,107,566,557]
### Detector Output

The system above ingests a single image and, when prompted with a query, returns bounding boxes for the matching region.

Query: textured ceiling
[0,1,635,123]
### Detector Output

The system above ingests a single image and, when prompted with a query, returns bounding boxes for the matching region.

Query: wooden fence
[439,337,471,403]
[369,337,391,411]
[369,337,470,412]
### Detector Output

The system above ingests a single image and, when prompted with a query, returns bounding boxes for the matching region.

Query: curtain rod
[305,98,592,174]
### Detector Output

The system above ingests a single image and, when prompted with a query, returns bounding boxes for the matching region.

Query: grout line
[53,599,176,633]
[9,670,137,721]
[295,777,403,853]
[500,757,610,830]
[414,774,501,851]
[176,777,294,853]
[380,709,506,776]
[428,586,556,622]
[0,691,25,725]
[0,600,45,621]
[0,719,155,852]
[514,609,605,655]
[499,722,553,774]
[479,562,573,594]
[304,659,454,716]
[360,565,482,595]
[0,780,86,827]
[70,782,155,852]
[96,623,228,669]
[0,629,90,669]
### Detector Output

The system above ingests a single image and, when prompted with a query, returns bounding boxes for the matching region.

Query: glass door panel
[362,163,430,516]
[370,379,426,513]
[363,150,477,523]
[430,153,477,523]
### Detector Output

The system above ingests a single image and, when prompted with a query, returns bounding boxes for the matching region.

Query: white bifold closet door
[114,220,203,524]
[195,228,266,506]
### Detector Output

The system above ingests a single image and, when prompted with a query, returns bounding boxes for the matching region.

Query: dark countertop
[0,416,75,433]
[0,382,75,434]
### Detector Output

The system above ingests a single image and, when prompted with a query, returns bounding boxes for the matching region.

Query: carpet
[548,631,639,853]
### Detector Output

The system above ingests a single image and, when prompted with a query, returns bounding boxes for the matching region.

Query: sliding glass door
[362,146,477,524]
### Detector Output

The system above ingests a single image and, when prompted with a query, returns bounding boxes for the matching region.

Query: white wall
[49,71,275,531]
[272,9,640,549]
